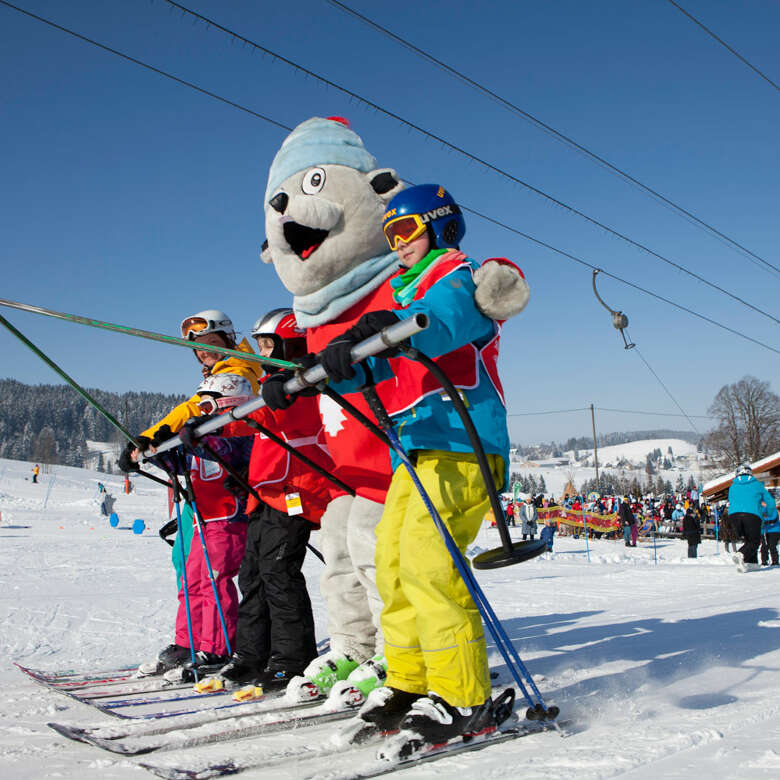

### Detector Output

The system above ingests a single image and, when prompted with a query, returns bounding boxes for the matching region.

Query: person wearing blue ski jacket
[312,184,523,747]
[728,464,775,565]
[760,501,780,566]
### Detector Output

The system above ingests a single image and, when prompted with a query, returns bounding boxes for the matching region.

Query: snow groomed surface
[2,456,780,778]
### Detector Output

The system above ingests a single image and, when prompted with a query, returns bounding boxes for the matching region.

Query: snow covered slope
[1,456,779,778]
[588,437,697,466]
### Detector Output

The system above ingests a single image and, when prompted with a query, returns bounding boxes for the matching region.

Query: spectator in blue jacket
[728,464,776,566]
[760,501,780,566]
[540,518,556,551]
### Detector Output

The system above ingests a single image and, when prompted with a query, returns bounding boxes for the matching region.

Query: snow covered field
[1,456,780,779]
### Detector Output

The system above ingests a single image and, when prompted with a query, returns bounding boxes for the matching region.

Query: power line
[0,1,293,132]
[633,346,700,435]
[507,408,587,417]
[507,406,715,419]
[596,407,716,419]
[665,0,780,92]
[3,0,779,357]
[457,200,780,356]
[153,0,780,324]
[327,0,779,277]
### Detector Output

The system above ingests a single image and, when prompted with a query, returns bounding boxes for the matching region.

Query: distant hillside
[0,379,187,468]
[514,429,701,457]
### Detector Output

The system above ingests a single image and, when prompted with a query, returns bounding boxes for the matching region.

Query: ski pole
[581,503,591,562]
[241,346,556,718]
[359,385,555,720]
[0,311,147,450]
[177,450,233,659]
[653,517,658,564]
[0,297,296,372]
[168,470,199,678]
[0,310,175,490]
[306,367,554,716]
[240,417,356,497]
[145,314,428,458]
[399,346,545,568]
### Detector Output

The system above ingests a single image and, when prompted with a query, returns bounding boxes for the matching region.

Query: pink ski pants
[175,520,247,656]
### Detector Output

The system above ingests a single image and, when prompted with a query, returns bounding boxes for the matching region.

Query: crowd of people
[496,476,780,566]
[498,476,778,565]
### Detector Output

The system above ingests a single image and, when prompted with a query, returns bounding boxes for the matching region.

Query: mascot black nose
[269,193,288,214]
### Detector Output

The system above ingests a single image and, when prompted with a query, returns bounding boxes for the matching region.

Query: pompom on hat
[264,117,377,204]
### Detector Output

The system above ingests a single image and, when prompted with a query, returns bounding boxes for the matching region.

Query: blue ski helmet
[382,184,465,250]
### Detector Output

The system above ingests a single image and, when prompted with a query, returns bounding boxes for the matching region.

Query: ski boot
[378,691,503,761]
[163,651,228,684]
[335,685,422,746]
[327,654,387,708]
[137,643,191,677]
[259,667,305,694]
[214,653,265,689]
[285,651,359,703]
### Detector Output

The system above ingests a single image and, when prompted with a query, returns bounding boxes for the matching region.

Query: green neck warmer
[392,248,449,306]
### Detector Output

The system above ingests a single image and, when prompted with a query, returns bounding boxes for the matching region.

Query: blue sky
[1,0,778,444]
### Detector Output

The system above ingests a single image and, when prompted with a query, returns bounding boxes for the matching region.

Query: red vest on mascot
[306,273,402,504]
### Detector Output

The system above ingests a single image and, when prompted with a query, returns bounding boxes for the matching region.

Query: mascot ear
[260,239,273,265]
[368,168,404,203]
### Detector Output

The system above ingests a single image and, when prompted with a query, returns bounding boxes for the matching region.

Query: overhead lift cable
[327,0,779,276]
[1,0,778,357]
[154,0,780,322]
[665,0,779,92]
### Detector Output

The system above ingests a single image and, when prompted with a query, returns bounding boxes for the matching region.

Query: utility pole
[590,403,600,488]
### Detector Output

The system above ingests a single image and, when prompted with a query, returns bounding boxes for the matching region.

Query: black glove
[178,415,218,452]
[151,425,177,447]
[319,332,359,383]
[320,310,402,383]
[356,310,403,358]
[223,469,250,502]
[262,371,296,410]
[118,435,151,473]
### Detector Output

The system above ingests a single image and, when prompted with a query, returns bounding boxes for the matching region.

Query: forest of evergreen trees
[0,379,186,467]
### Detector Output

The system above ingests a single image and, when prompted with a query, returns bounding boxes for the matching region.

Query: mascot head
[262,117,404,297]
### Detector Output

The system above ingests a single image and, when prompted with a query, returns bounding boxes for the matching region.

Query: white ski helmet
[180,310,236,342]
[250,308,307,363]
[735,463,753,478]
[196,374,254,413]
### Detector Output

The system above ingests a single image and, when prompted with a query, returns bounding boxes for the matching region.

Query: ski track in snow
[1,456,779,778]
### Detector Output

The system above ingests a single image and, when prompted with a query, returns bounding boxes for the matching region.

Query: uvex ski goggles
[383,214,429,251]
[180,316,231,340]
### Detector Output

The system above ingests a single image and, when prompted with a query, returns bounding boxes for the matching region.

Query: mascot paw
[474,258,530,321]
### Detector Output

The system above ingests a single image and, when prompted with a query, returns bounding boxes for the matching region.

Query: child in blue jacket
[318,184,525,749]
[540,518,556,551]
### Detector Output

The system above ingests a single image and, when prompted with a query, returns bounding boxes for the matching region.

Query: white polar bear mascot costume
[261,117,529,704]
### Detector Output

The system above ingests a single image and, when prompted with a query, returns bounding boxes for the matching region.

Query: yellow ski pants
[376,450,503,707]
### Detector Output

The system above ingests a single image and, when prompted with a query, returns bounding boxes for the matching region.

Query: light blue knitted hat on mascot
[264,117,377,205]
